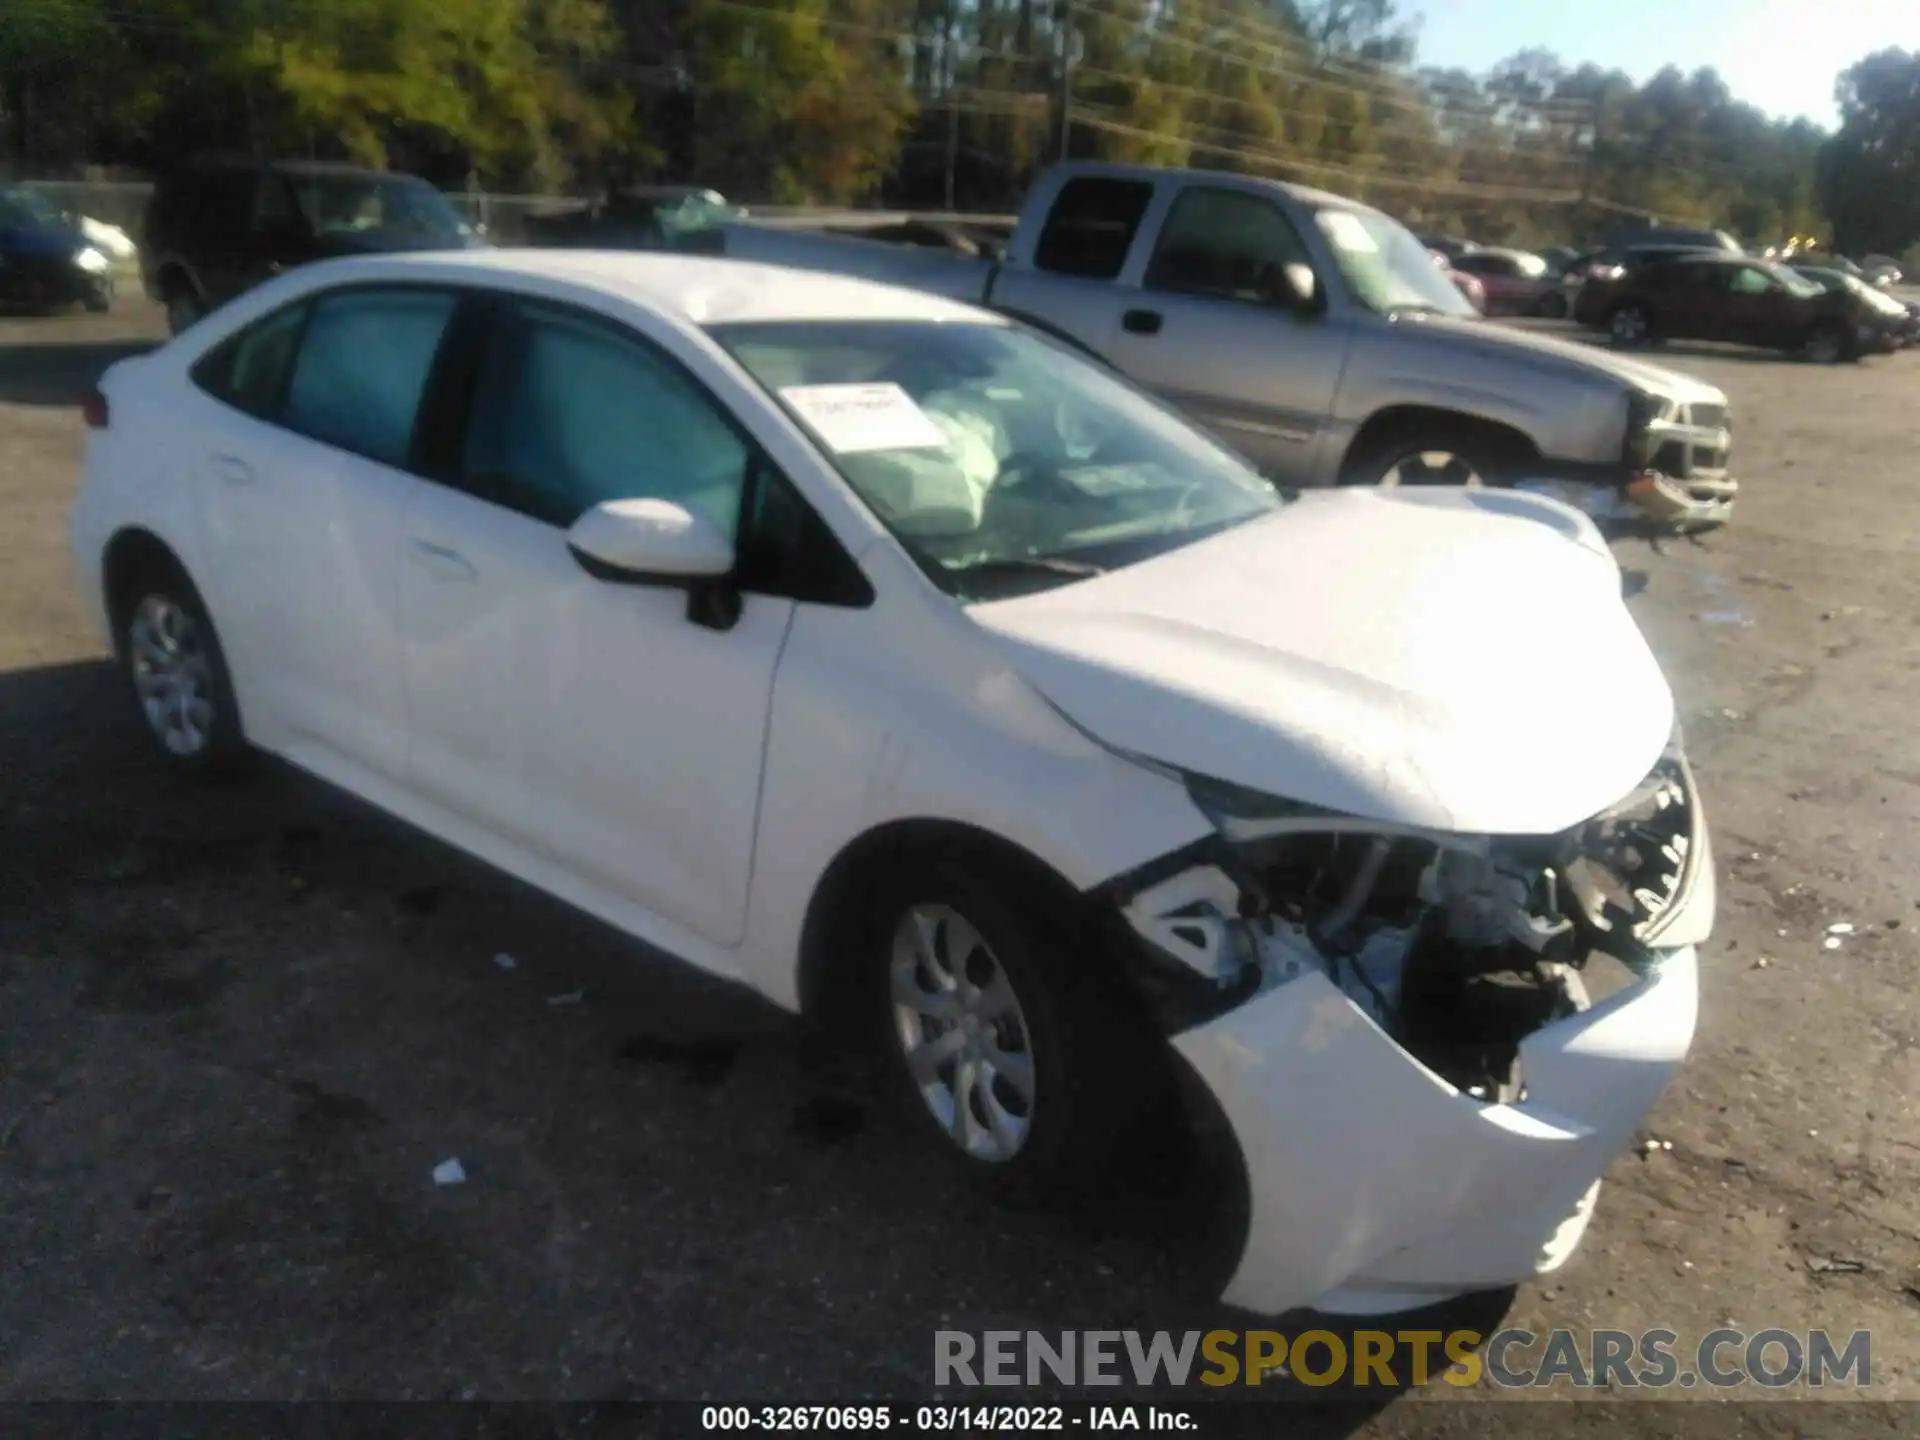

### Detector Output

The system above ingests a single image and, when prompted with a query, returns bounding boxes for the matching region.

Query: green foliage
[1820,49,1920,257]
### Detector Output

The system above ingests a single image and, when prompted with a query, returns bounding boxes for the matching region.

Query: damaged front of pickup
[1103,740,1712,1317]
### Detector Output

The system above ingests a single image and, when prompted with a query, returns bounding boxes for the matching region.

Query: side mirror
[566,498,741,630]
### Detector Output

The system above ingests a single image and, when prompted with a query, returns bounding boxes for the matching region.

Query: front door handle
[409,538,477,583]
[211,453,254,486]
[1122,308,1163,335]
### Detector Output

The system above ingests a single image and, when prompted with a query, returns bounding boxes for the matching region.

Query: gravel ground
[1,298,1916,1425]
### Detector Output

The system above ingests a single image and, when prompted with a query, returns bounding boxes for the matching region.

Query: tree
[1820,48,1920,256]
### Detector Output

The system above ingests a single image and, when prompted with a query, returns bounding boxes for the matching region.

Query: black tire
[1536,290,1570,320]
[1608,302,1654,347]
[113,559,248,775]
[1339,423,1516,489]
[1801,318,1853,365]
[162,278,205,336]
[868,859,1157,1204]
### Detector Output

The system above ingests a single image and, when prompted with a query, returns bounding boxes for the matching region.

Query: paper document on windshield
[781,383,948,454]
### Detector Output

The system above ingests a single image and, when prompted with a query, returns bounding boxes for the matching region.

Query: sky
[1407,0,1920,127]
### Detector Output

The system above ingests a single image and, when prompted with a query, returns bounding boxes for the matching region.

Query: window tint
[1145,187,1312,302]
[1033,177,1153,280]
[191,302,308,419]
[463,301,750,533]
[252,173,302,236]
[192,170,255,242]
[283,288,457,468]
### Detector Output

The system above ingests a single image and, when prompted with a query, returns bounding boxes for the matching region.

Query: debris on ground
[545,989,585,1008]
[1753,956,1770,969]
[431,1158,467,1186]
[1826,921,1855,936]
[1803,1255,1865,1276]
[1823,937,1843,951]
[492,952,517,972]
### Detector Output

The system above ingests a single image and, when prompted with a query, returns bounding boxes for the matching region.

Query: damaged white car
[70,252,1711,1318]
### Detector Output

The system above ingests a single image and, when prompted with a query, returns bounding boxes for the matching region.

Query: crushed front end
[1520,392,1736,533]
[1106,739,1713,1316]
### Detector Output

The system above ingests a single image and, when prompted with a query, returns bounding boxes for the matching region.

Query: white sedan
[69,251,1713,1316]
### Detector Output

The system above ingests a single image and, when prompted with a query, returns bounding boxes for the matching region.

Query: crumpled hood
[968,487,1675,836]
[1392,312,1728,405]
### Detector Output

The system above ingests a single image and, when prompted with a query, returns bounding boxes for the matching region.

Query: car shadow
[0,339,157,406]
[0,656,1520,1415]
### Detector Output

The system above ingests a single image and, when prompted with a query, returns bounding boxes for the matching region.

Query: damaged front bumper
[1516,471,1736,533]
[1111,748,1714,1316]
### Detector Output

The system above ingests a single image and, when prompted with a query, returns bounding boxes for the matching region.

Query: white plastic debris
[492,952,518,972]
[1643,1138,1661,1155]
[432,1158,467,1186]
[1755,957,1771,969]
[1663,1140,1674,1151]
[1823,937,1843,951]
[1826,921,1855,936]
[545,989,585,1008]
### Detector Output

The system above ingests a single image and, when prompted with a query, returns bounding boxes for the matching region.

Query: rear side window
[191,302,308,419]
[190,170,255,243]
[1033,177,1153,280]
[283,287,458,469]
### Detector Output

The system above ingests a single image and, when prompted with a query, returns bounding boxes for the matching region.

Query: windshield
[0,186,65,229]
[1314,207,1478,318]
[1766,263,1826,299]
[289,174,474,242]
[711,320,1284,601]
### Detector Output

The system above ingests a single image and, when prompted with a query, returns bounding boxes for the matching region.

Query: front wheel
[164,284,206,336]
[1341,427,1511,489]
[1801,319,1853,365]
[873,863,1154,1202]
[1609,303,1654,347]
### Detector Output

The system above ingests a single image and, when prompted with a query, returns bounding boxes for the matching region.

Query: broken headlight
[1108,743,1706,1100]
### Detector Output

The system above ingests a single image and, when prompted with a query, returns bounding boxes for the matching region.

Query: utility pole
[1057,0,1075,163]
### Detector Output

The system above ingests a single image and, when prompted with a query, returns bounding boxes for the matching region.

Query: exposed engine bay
[1115,748,1704,1100]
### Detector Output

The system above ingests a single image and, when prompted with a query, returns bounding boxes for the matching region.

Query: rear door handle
[409,538,477,582]
[1122,308,1163,335]
[211,453,254,486]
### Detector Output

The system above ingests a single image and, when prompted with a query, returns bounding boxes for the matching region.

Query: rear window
[1033,177,1153,280]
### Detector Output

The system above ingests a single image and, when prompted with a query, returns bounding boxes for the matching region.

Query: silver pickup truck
[721,163,1737,529]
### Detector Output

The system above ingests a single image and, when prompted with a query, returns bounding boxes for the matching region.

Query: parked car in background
[523,185,741,252]
[1860,254,1904,286]
[0,185,115,312]
[1448,246,1565,317]
[1791,264,1917,349]
[1536,245,1582,274]
[1430,248,1485,312]
[1415,232,1477,260]
[1605,224,1741,255]
[77,214,138,264]
[723,163,1737,530]
[70,249,1714,1320]
[1581,252,1879,363]
[142,157,486,334]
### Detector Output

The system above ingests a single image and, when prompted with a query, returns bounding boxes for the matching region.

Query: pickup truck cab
[722,164,1736,530]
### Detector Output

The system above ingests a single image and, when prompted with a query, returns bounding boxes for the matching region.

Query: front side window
[462,301,750,533]
[191,302,308,419]
[1145,187,1312,304]
[1730,267,1773,296]
[287,173,475,244]
[283,287,458,468]
[1313,206,1478,318]
[712,319,1283,601]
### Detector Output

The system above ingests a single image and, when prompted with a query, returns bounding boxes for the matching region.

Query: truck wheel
[1341,426,1513,489]
[163,278,206,336]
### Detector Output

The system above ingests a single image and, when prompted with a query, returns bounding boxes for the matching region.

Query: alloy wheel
[889,903,1037,1162]
[1610,307,1649,345]
[128,595,217,757]
[1377,450,1487,487]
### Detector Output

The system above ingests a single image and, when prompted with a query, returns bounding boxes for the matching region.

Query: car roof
[172,156,415,180]
[316,250,1000,327]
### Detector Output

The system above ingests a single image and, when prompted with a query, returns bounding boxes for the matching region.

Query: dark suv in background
[142,158,485,333]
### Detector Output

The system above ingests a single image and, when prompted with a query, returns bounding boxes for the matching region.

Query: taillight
[83,388,109,429]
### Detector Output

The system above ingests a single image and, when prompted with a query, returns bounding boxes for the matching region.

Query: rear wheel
[163,279,205,335]
[1535,290,1570,320]
[114,563,247,774]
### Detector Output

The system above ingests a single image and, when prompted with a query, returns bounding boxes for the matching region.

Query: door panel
[1101,186,1348,480]
[398,297,793,946]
